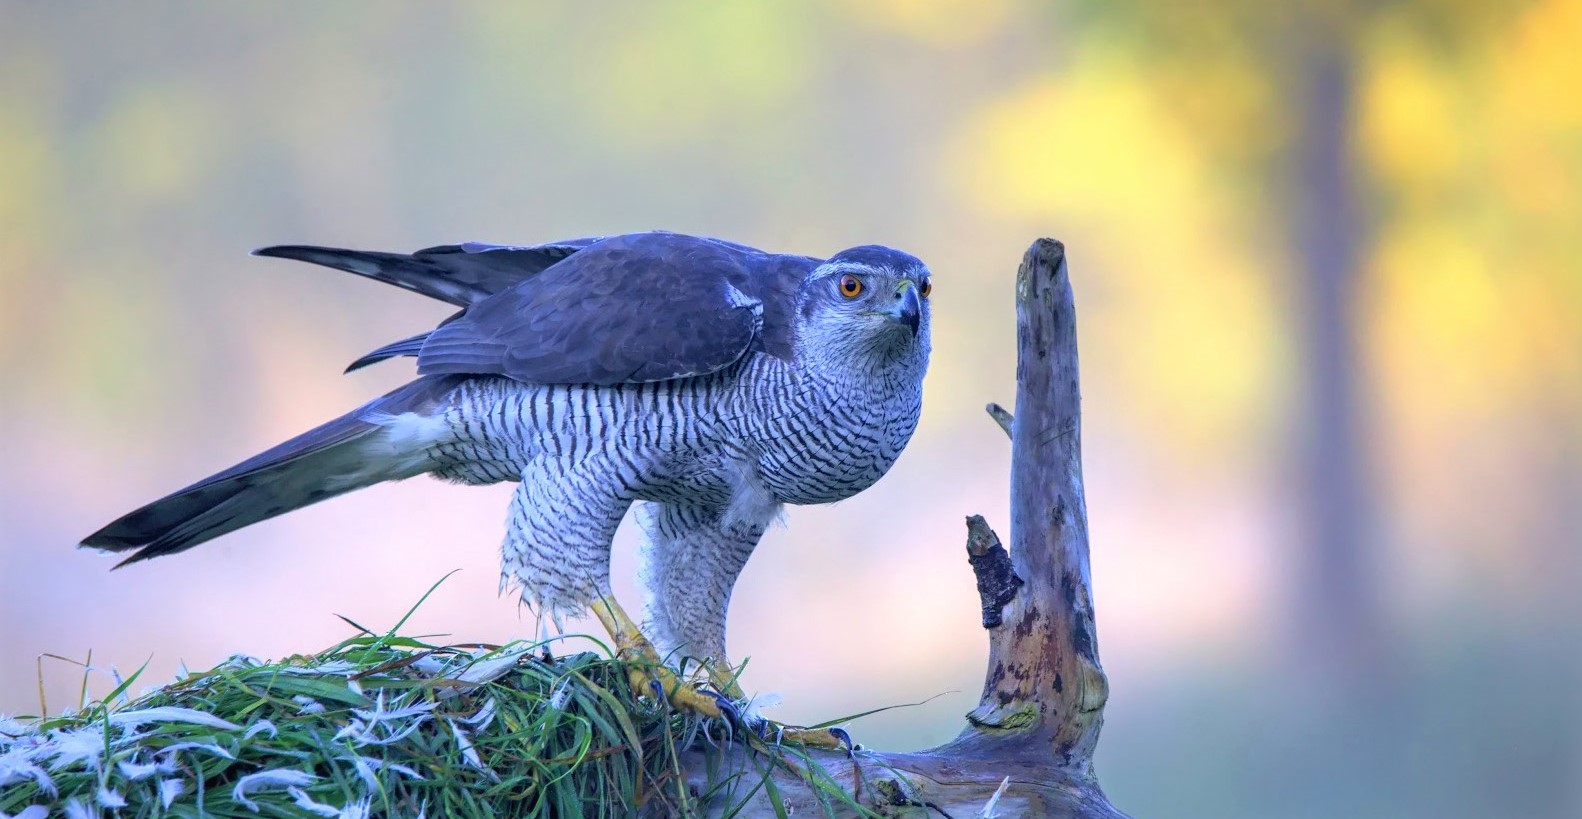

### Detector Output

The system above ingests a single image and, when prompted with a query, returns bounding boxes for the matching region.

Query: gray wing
[416,233,781,385]
[253,237,602,307]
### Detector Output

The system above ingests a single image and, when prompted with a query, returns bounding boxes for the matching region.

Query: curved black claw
[708,691,741,726]
[828,727,856,757]
[649,679,667,704]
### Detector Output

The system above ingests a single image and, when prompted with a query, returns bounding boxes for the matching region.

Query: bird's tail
[252,245,493,307]
[82,376,464,567]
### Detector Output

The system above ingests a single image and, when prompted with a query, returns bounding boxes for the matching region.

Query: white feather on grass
[451,644,533,688]
[43,728,104,772]
[333,693,433,746]
[0,715,32,738]
[107,706,241,731]
[351,755,424,782]
[287,786,341,817]
[158,778,185,808]
[231,769,317,812]
[157,740,235,762]
[116,756,173,781]
[0,746,56,796]
[446,718,492,776]
[242,719,278,740]
[337,795,373,819]
[464,697,499,730]
[97,786,127,808]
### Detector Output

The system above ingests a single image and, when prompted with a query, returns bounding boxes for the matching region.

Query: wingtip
[80,534,158,570]
[77,534,145,570]
[252,244,333,260]
[111,551,147,571]
[79,529,120,550]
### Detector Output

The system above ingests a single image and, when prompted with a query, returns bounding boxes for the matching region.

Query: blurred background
[2,2,1578,816]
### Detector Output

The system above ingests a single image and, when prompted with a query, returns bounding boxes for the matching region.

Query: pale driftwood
[678,239,1127,817]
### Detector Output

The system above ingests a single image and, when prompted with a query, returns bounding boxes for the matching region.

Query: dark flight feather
[253,238,601,307]
[82,377,462,565]
[344,331,433,374]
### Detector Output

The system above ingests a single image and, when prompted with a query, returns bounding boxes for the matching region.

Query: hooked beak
[890,283,922,336]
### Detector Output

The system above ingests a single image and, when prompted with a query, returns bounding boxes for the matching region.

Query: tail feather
[252,246,495,307]
[83,376,461,566]
[251,241,595,308]
[344,331,433,374]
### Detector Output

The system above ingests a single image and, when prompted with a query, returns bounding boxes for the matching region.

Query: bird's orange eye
[838,274,863,298]
[919,279,932,298]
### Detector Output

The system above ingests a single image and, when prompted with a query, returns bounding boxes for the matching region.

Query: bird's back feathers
[260,232,819,383]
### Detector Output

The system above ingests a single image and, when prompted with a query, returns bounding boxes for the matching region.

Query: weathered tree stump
[680,239,1130,817]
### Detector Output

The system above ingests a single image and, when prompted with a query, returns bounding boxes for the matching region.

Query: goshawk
[82,231,933,743]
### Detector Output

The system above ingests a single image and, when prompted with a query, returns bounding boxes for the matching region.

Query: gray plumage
[83,231,932,666]
[253,238,600,307]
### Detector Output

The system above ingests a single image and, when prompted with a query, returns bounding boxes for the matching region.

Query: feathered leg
[506,456,725,719]
[637,501,764,688]
[505,455,631,620]
[637,501,845,749]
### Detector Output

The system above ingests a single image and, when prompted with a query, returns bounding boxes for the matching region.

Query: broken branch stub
[965,514,1023,629]
[985,402,1014,438]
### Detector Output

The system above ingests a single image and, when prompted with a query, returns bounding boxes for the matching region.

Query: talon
[709,691,740,725]
[587,597,727,721]
[707,693,739,743]
[829,726,854,754]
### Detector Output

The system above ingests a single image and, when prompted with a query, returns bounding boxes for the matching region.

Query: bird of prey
[82,231,932,745]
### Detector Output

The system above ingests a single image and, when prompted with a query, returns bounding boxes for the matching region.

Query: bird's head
[795,245,932,375]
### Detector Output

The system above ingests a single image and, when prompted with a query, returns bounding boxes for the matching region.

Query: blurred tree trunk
[1288,5,1387,684]
[1082,0,1393,684]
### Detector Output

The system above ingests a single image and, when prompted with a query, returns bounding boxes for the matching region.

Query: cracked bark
[679,239,1129,818]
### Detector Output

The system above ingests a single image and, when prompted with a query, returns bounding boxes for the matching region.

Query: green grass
[0,586,879,818]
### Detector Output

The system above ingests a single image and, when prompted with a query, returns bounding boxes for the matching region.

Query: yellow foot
[635,663,729,718]
[589,596,852,751]
[696,663,848,749]
[700,658,746,702]
[589,596,723,718]
[761,724,850,750]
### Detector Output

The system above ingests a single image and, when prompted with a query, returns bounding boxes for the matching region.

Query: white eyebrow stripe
[820,262,884,276]
[818,261,933,282]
